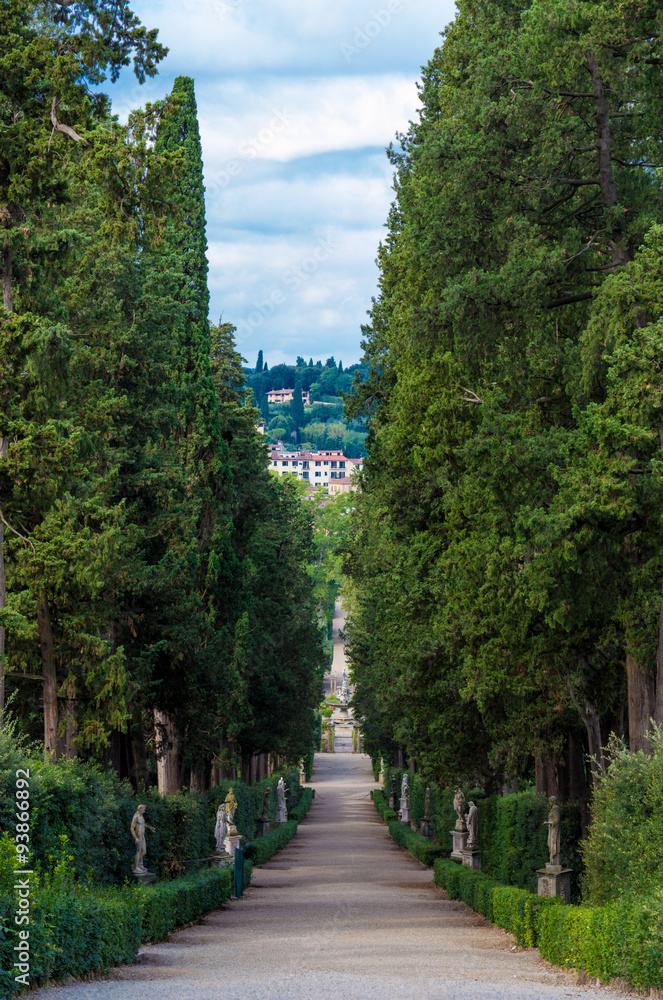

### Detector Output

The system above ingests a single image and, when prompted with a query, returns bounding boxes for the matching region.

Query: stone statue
[258,787,271,823]
[400,773,409,798]
[424,787,431,822]
[130,804,155,874]
[214,803,228,853]
[276,777,288,823]
[399,774,410,823]
[225,787,239,836]
[544,795,561,867]
[453,787,466,831]
[465,801,479,849]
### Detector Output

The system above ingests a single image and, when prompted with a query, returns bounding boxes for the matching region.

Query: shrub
[582,729,663,904]
[140,867,233,941]
[289,788,314,822]
[387,822,446,866]
[244,820,298,865]
[372,789,397,824]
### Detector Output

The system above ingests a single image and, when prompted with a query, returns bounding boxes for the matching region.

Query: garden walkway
[33,754,623,1000]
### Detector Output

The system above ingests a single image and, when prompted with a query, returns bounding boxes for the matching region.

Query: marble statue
[399,774,410,823]
[214,803,228,853]
[400,773,409,799]
[258,787,271,823]
[130,804,155,874]
[453,787,466,831]
[225,787,239,836]
[276,777,288,823]
[544,795,561,867]
[465,801,479,849]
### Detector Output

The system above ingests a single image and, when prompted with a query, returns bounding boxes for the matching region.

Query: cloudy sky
[108,0,457,367]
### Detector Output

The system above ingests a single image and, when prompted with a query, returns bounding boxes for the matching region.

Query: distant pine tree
[256,349,263,373]
[308,358,314,367]
[338,359,343,373]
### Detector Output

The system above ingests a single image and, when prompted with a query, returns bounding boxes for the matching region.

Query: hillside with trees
[246,355,369,456]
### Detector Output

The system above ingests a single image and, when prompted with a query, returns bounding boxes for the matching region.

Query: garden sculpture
[130,803,155,874]
[465,801,478,849]
[453,787,466,831]
[544,795,561,866]
[214,803,228,852]
[225,787,239,835]
[258,787,271,823]
[277,777,288,823]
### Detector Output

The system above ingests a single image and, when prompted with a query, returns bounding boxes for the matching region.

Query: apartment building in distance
[269,446,362,490]
[267,387,311,405]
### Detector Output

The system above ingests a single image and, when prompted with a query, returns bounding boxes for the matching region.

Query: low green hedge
[537,892,663,990]
[374,790,444,865]
[373,788,397,824]
[433,858,559,947]
[388,822,446,866]
[0,864,247,998]
[244,820,298,865]
[289,788,314,823]
[433,859,663,989]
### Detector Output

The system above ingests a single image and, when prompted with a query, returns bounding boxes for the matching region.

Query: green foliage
[244,820,298,865]
[343,0,663,788]
[139,867,234,942]
[387,821,446,866]
[289,788,314,822]
[433,859,561,948]
[582,729,663,904]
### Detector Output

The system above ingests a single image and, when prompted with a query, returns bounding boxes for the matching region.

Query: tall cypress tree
[147,75,233,791]
[255,349,263,373]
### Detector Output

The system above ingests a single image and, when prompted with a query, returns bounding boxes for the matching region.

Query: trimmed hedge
[374,790,444,865]
[244,787,314,866]
[388,822,446,866]
[433,859,663,989]
[381,765,581,896]
[433,858,559,948]
[0,864,248,998]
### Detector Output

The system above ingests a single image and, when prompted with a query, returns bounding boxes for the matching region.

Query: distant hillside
[245,354,369,457]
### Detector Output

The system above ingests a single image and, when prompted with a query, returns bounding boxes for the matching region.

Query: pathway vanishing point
[33,754,624,1000]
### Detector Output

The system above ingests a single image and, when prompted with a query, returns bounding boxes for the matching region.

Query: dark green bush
[140,867,233,941]
[372,789,397,824]
[581,730,663,904]
[537,892,663,989]
[244,820,298,865]
[433,858,560,948]
[387,821,446,866]
[289,788,314,822]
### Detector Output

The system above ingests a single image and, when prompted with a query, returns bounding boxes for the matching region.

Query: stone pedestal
[276,806,288,824]
[132,869,157,886]
[256,820,271,837]
[537,865,572,903]
[224,832,242,860]
[461,848,481,870]
[420,819,431,838]
[399,805,410,825]
[450,828,469,861]
[212,850,231,868]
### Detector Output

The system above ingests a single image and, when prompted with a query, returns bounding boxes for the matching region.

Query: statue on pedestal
[399,774,410,823]
[225,787,239,836]
[453,787,466,831]
[214,803,228,853]
[276,777,288,823]
[258,787,271,823]
[130,804,155,874]
[465,801,479,849]
[544,795,561,867]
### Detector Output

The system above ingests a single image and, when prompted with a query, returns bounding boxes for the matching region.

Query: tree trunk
[2,237,12,312]
[154,708,180,794]
[654,581,663,728]
[131,709,149,792]
[625,651,656,752]
[38,596,59,759]
[586,53,629,267]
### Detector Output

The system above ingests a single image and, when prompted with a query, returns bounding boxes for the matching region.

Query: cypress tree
[291,375,305,430]
[255,349,263,373]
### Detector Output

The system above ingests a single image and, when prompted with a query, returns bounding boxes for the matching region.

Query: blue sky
[108,0,457,367]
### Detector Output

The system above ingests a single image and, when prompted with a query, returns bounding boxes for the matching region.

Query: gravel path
[33,754,623,1000]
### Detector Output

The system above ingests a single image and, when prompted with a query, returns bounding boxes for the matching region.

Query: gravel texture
[32,753,624,1000]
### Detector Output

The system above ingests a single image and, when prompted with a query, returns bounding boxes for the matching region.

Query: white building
[269,448,362,489]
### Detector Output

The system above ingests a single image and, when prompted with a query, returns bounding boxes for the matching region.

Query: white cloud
[105,0,457,363]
